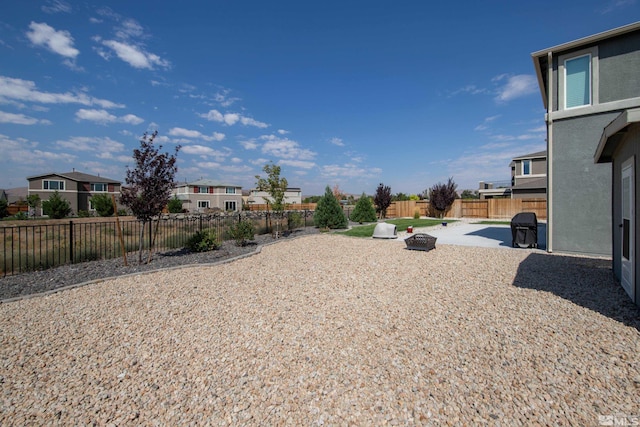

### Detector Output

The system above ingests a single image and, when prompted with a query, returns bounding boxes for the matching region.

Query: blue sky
[1,1,638,196]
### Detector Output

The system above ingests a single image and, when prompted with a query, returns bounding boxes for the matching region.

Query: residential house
[532,21,640,257]
[477,150,547,200]
[27,171,121,215]
[510,151,547,199]
[247,187,303,207]
[173,179,243,212]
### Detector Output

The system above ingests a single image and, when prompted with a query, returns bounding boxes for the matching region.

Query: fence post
[148,220,152,251]
[199,215,203,232]
[69,220,74,264]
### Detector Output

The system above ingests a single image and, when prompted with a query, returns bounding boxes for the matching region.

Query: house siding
[551,113,616,255]
[598,32,640,103]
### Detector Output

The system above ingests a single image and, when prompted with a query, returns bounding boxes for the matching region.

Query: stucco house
[27,171,121,216]
[532,21,640,257]
[477,151,547,200]
[172,179,243,212]
[247,187,303,207]
[510,151,547,199]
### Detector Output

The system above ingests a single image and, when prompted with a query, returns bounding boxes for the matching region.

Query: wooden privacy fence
[388,198,547,220]
[248,203,317,211]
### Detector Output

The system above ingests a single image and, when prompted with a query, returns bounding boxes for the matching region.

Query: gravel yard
[1,233,639,425]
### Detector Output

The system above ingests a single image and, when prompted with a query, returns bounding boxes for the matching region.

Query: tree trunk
[138,221,145,264]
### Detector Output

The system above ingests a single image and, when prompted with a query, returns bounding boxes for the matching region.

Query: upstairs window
[43,180,64,190]
[91,183,107,192]
[198,186,209,194]
[225,187,236,194]
[522,160,531,175]
[564,54,591,108]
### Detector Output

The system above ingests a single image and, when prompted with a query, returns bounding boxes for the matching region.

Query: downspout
[547,51,554,252]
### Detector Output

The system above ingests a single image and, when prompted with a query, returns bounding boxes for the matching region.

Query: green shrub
[350,193,377,223]
[314,186,347,229]
[228,219,255,246]
[90,193,114,217]
[77,210,92,218]
[117,209,128,216]
[42,191,72,219]
[12,212,28,221]
[167,196,183,213]
[185,229,220,252]
[0,199,8,218]
[287,211,304,230]
[413,209,420,220]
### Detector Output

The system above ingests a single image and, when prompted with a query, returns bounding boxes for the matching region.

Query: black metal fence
[1,210,314,277]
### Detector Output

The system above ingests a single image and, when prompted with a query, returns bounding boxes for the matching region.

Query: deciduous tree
[120,131,180,263]
[428,177,458,218]
[374,183,392,219]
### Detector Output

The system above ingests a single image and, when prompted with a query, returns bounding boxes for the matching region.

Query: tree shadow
[512,252,640,331]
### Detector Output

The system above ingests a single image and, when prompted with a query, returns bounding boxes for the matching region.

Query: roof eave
[595,108,640,163]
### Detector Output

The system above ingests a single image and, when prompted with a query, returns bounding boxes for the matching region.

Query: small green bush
[413,209,420,220]
[0,199,8,218]
[12,212,28,221]
[77,210,92,218]
[186,229,220,252]
[287,211,304,230]
[314,186,348,229]
[228,219,255,246]
[42,191,72,219]
[90,193,115,217]
[167,196,183,213]
[350,193,377,223]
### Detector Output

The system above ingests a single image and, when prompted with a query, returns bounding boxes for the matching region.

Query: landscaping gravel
[0,227,319,301]
[1,233,639,425]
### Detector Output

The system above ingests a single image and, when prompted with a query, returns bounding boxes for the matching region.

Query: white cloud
[0,76,124,108]
[202,109,269,128]
[0,134,76,166]
[277,129,289,135]
[494,74,538,102]
[0,110,51,125]
[239,139,259,150]
[26,21,79,59]
[41,0,72,14]
[321,163,382,178]
[279,159,316,169]
[75,108,143,125]
[168,127,225,142]
[260,135,316,160]
[99,39,170,70]
[329,137,344,146]
[56,136,125,152]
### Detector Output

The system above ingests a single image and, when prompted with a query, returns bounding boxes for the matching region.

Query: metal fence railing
[1,210,315,277]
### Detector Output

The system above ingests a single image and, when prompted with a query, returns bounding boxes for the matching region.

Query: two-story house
[27,170,121,216]
[533,22,640,303]
[247,187,303,207]
[532,22,640,257]
[510,151,547,199]
[477,151,547,200]
[173,179,243,212]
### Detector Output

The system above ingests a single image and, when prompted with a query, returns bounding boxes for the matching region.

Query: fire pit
[405,233,437,251]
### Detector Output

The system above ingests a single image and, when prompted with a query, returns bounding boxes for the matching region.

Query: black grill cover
[510,212,538,248]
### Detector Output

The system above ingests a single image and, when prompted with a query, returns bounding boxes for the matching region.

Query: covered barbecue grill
[511,212,538,248]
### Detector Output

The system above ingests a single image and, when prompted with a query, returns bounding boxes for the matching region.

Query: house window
[43,180,64,190]
[225,201,237,211]
[198,186,209,194]
[225,187,236,194]
[91,183,107,192]
[197,200,210,209]
[522,160,531,175]
[565,54,591,108]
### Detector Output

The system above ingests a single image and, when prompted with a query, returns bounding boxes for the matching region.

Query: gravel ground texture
[0,227,319,301]
[1,231,640,425]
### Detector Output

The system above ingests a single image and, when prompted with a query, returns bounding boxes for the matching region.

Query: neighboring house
[595,106,640,305]
[510,151,547,199]
[477,181,511,200]
[532,21,640,256]
[477,151,547,200]
[27,171,121,215]
[247,187,303,206]
[0,187,28,205]
[172,179,243,212]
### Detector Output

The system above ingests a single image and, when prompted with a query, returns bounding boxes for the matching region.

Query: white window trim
[558,46,599,111]
[43,180,65,191]
[224,200,237,211]
[91,183,108,192]
[197,200,210,208]
[225,187,236,194]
